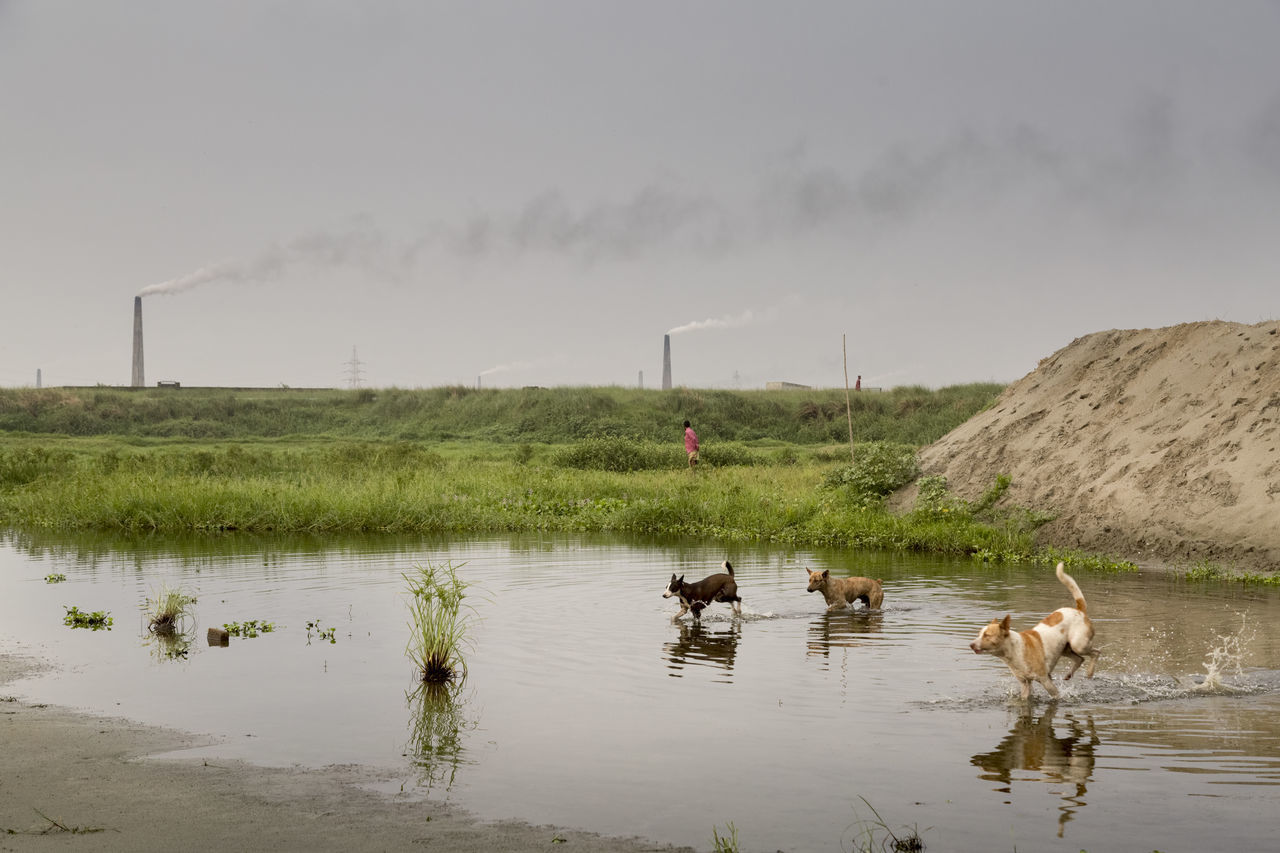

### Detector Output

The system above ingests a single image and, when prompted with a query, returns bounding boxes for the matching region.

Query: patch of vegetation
[44,573,67,583]
[145,583,197,634]
[223,619,276,638]
[1179,559,1280,586]
[821,442,920,509]
[62,606,112,630]
[711,821,741,853]
[845,798,926,853]
[305,619,336,644]
[404,560,473,683]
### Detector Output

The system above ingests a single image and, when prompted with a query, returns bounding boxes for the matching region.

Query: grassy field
[0,383,1132,569]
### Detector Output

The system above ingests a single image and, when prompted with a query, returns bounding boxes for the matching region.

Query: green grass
[711,822,741,853]
[404,560,473,683]
[145,583,197,634]
[0,383,1004,444]
[0,435,1138,570]
[0,383,1154,572]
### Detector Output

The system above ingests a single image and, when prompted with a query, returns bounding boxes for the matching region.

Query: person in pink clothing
[683,420,699,469]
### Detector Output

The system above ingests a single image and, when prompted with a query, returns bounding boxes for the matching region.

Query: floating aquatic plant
[63,606,112,630]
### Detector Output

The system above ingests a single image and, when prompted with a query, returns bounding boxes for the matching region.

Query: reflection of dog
[970,562,1099,700]
[664,621,740,674]
[971,707,1099,837]
[806,609,883,659]
[805,568,883,611]
[663,561,742,620]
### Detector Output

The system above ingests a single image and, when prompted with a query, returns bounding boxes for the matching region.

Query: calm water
[2,531,1279,852]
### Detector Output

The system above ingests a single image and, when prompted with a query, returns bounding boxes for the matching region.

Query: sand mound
[905,320,1280,573]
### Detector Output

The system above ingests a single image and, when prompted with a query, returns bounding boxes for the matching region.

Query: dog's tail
[722,560,734,576]
[1055,562,1087,613]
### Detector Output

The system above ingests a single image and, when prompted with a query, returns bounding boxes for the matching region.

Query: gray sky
[3,2,1279,390]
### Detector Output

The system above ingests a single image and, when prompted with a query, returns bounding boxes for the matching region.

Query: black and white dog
[663,560,742,621]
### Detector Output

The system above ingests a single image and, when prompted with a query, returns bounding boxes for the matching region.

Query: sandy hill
[904,320,1280,573]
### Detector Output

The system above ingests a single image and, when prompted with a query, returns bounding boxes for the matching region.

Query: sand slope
[907,320,1280,572]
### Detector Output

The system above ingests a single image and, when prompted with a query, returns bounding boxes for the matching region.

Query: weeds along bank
[0,384,1001,444]
[0,382,1128,566]
[0,435,1124,570]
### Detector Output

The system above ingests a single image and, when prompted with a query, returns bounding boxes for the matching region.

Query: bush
[821,442,920,507]
[551,436,677,472]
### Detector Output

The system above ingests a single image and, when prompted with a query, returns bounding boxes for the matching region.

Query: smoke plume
[667,310,755,336]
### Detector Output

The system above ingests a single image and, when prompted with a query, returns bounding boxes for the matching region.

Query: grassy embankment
[0,384,1128,568]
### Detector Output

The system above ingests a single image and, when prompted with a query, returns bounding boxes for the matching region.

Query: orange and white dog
[969,563,1099,700]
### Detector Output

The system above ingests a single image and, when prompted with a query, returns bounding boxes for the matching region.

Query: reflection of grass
[44,573,67,583]
[406,680,477,792]
[148,629,193,660]
[404,561,472,683]
[146,584,197,634]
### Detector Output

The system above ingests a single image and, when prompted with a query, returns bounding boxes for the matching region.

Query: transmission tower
[345,346,366,389]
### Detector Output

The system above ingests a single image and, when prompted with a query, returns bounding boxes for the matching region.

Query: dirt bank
[901,320,1280,573]
[0,654,689,853]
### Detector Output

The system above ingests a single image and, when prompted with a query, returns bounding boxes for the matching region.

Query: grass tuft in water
[145,584,197,635]
[404,560,473,683]
[846,797,926,852]
[711,822,740,853]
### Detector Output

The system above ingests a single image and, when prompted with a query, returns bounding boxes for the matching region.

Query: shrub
[821,442,920,507]
[551,436,676,472]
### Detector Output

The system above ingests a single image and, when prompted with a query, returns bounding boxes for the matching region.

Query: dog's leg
[1084,648,1099,678]
[1037,674,1060,698]
[1061,649,1084,680]
[672,603,689,621]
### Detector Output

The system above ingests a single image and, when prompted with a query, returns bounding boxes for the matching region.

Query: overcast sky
[3,2,1278,390]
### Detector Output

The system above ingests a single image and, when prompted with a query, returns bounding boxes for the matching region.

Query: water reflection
[663,621,740,679]
[145,625,196,660]
[806,610,883,660]
[406,680,479,793]
[970,705,1099,838]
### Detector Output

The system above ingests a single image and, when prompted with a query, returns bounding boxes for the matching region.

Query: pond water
[2,531,1279,852]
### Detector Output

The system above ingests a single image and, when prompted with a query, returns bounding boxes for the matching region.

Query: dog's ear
[821,569,830,579]
[999,614,1012,632]
[677,575,685,583]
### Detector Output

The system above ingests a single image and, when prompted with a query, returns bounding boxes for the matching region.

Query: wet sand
[0,654,689,853]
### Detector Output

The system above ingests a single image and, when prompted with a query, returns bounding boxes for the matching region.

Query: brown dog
[969,562,1099,700]
[805,568,884,611]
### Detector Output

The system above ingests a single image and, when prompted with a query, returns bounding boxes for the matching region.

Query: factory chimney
[131,296,145,387]
[662,334,672,390]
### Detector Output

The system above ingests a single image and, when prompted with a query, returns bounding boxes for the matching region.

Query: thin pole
[843,334,855,463]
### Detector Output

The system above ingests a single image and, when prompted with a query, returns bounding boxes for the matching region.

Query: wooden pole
[843,334,855,463]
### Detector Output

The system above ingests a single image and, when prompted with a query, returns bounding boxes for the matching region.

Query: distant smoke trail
[136,225,393,297]
[667,310,755,336]
[142,101,1191,297]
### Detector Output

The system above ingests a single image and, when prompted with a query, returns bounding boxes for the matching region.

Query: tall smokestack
[662,335,672,390]
[131,296,145,387]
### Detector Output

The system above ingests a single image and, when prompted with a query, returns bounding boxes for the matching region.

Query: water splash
[1190,612,1255,695]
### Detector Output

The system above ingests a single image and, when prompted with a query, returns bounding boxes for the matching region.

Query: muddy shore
[0,654,689,853]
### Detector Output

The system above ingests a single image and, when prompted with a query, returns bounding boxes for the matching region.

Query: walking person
[683,420,699,470]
